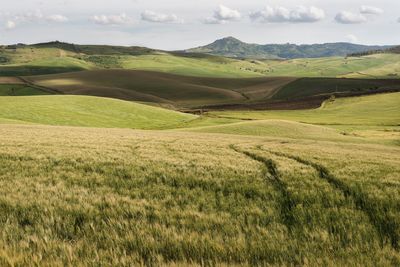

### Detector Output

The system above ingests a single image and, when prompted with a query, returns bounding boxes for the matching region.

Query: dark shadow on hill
[0,66,86,77]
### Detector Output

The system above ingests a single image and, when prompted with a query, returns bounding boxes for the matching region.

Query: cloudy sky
[0,0,399,50]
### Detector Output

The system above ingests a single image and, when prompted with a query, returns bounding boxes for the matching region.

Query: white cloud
[204,5,241,24]
[90,13,131,25]
[250,6,325,23]
[360,6,383,15]
[5,20,16,30]
[398,17,400,23]
[214,5,241,21]
[46,14,69,23]
[141,10,182,23]
[346,34,358,43]
[335,11,367,24]
[6,10,69,26]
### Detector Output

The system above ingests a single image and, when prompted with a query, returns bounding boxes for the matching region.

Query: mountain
[186,37,393,59]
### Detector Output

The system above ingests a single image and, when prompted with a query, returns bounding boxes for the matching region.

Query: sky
[0,0,399,50]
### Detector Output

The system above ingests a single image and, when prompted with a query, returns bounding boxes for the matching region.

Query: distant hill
[186,37,393,59]
[386,46,400,54]
[7,41,157,56]
[1,40,399,78]
[348,45,400,57]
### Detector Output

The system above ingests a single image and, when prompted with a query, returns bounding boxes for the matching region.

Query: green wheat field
[0,42,399,266]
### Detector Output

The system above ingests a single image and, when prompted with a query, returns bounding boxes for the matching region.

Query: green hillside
[30,41,157,55]
[0,84,49,96]
[0,95,196,129]
[2,42,399,78]
[0,45,264,78]
[273,78,400,101]
[260,53,400,78]
[0,47,94,76]
[118,53,263,77]
[211,92,400,126]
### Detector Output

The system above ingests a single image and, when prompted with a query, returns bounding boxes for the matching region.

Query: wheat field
[0,124,399,266]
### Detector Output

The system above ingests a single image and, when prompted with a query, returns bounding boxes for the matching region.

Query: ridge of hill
[186,37,393,59]
[6,41,158,56]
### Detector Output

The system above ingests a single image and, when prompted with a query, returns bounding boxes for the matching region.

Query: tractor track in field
[230,145,296,231]
[262,148,399,250]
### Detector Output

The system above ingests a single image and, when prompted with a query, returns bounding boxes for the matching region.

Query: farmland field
[0,123,399,266]
[22,70,399,109]
[1,39,400,266]
[0,84,49,96]
[211,93,400,126]
[0,90,399,265]
[25,70,297,107]
[1,46,400,78]
[0,95,196,129]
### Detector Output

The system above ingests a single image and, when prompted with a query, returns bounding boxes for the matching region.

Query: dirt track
[0,77,25,84]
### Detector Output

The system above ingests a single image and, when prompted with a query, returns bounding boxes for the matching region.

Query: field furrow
[231,145,297,230]
[265,149,400,250]
[232,144,399,264]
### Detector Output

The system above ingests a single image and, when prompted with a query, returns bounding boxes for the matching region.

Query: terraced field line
[19,76,63,94]
[230,145,296,230]
[263,149,399,250]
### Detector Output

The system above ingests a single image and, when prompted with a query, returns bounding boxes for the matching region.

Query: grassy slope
[1,47,263,78]
[120,53,264,78]
[182,119,359,142]
[261,54,400,78]
[0,92,397,143]
[0,47,94,76]
[273,78,400,101]
[0,95,196,129]
[0,124,399,265]
[0,84,49,96]
[211,93,400,126]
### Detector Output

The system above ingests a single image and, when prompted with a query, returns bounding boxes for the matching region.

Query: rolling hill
[0,44,266,78]
[0,95,196,129]
[25,70,297,108]
[29,41,157,55]
[22,69,400,110]
[186,37,393,59]
[271,78,400,101]
[201,92,400,145]
[211,92,400,126]
[2,41,399,79]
